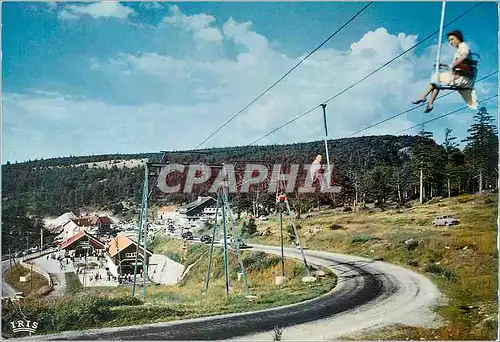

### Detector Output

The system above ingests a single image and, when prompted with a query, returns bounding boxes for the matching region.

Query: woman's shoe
[412,98,427,105]
[424,105,434,113]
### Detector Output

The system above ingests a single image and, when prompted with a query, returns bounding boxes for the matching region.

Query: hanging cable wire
[346,70,498,137]
[248,1,484,146]
[193,2,374,149]
[394,94,498,135]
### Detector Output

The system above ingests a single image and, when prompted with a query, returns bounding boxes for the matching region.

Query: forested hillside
[2,107,498,254]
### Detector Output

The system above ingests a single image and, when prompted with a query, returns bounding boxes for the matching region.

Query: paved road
[17,243,443,341]
[31,256,67,297]
[2,259,18,297]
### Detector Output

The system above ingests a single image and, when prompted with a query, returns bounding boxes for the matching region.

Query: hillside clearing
[249,193,498,340]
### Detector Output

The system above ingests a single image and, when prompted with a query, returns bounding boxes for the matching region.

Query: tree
[242,218,257,237]
[412,126,435,203]
[443,128,460,197]
[365,165,394,205]
[462,107,499,194]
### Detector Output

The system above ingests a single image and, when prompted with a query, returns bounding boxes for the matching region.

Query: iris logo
[10,319,39,335]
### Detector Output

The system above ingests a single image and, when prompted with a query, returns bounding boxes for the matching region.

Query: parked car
[181,231,193,240]
[200,235,212,244]
[231,238,249,249]
[258,216,268,221]
[432,215,460,226]
[12,292,24,301]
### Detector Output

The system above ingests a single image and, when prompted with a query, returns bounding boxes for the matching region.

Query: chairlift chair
[434,53,480,91]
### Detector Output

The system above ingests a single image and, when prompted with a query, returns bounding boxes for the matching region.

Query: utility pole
[279,202,285,277]
[204,165,251,298]
[321,104,332,188]
[142,165,150,300]
[40,228,43,248]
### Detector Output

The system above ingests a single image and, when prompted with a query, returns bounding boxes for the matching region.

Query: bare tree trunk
[479,171,483,194]
[397,182,402,203]
[447,177,451,198]
[419,168,424,204]
[354,183,359,207]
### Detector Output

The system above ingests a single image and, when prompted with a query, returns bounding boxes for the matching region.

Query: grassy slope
[248,193,498,340]
[2,237,336,336]
[4,263,50,298]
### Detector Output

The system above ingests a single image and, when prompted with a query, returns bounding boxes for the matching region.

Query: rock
[312,270,326,277]
[301,276,317,283]
[275,276,289,286]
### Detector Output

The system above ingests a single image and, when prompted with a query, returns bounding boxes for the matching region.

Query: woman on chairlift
[412,30,479,113]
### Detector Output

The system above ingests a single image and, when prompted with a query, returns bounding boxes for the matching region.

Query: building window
[125,253,136,258]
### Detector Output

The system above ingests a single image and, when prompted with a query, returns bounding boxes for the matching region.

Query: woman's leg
[413,84,435,103]
[424,88,440,113]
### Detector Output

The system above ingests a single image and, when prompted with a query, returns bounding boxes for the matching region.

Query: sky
[2,1,499,163]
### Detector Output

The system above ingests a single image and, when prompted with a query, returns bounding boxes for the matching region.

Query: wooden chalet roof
[107,233,153,258]
[60,231,106,250]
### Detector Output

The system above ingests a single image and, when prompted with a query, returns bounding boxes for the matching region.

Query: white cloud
[139,2,163,10]
[4,6,498,162]
[59,2,135,20]
[162,5,223,43]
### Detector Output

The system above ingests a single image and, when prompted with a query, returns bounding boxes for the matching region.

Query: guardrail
[18,247,59,296]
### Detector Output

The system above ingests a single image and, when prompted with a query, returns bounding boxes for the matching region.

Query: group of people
[412,29,478,113]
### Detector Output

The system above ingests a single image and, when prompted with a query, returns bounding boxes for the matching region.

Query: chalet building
[48,211,77,233]
[157,205,180,221]
[59,230,106,257]
[178,196,216,221]
[54,215,113,242]
[106,233,153,276]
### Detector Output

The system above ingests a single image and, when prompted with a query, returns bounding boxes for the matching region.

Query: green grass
[249,193,498,340]
[2,243,336,336]
[4,263,50,298]
[64,272,83,294]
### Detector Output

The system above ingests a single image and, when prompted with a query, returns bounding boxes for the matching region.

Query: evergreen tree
[462,107,499,193]
[443,128,460,197]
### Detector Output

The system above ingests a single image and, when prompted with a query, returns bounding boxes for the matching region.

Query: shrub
[351,235,373,244]
[330,224,343,230]
[425,263,445,274]
[424,263,457,282]
[243,252,281,272]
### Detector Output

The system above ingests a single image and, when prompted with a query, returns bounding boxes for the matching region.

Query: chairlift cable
[194,2,374,149]
[346,70,498,137]
[394,94,498,135]
[248,2,483,146]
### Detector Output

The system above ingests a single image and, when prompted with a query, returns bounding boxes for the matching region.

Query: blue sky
[2,1,498,163]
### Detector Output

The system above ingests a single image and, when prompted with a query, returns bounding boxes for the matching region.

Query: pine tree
[443,128,460,197]
[412,125,434,203]
[462,107,499,194]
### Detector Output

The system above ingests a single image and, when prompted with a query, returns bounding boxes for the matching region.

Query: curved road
[18,244,444,341]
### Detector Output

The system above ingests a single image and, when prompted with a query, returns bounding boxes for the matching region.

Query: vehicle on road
[231,238,249,249]
[432,215,460,226]
[12,292,24,301]
[182,231,194,240]
[200,235,212,244]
